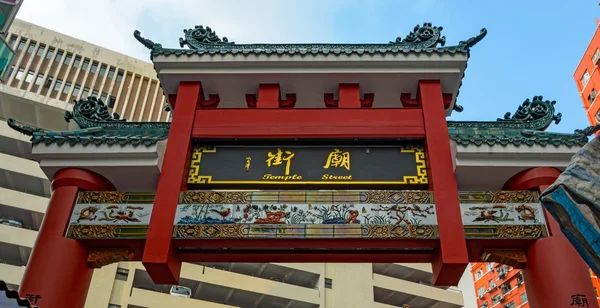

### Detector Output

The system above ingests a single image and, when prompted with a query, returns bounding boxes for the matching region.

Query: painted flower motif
[271,205,277,210]
[299,209,304,214]
[243,213,249,219]
[262,205,268,210]
[243,207,249,213]
[282,204,288,209]
[292,206,298,212]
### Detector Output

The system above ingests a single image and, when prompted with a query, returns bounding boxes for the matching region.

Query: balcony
[0,152,50,197]
[131,264,320,308]
[373,274,463,308]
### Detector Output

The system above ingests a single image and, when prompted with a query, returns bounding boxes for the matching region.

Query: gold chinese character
[266,148,295,175]
[323,148,351,171]
[245,157,251,172]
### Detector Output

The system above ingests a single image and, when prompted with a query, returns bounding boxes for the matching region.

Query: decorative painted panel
[459,191,548,239]
[186,145,428,188]
[173,190,438,239]
[65,192,154,239]
[65,190,548,240]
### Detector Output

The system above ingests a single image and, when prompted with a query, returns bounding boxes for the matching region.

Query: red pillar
[504,167,599,308]
[143,82,203,284]
[418,80,468,285]
[19,168,114,308]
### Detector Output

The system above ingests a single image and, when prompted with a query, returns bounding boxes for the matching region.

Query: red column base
[19,168,114,308]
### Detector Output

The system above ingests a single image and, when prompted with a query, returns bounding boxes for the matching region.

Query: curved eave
[151,49,470,115]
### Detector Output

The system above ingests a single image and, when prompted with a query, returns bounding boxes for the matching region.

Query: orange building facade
[471,263,600,307]
[574,23,600,125]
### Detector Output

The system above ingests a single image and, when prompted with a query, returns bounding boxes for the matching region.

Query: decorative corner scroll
[87,248,134,268]
[458,28,488,49]
[65,97,125,129]
[7,118,46,136]
[574,123,600,137]
[133,30,162,51]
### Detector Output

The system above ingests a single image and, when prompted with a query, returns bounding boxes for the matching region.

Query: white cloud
[16,0,344,61]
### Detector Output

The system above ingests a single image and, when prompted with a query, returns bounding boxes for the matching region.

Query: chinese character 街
[266,148,295,175]
[323,148,351,171]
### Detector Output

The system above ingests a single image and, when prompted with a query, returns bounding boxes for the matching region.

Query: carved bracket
[167,93,220,109]
[324,84,373,108]
[246,84,296,108]
[87,248,134,268]
[400,92,453,109]
[481,249,527,269]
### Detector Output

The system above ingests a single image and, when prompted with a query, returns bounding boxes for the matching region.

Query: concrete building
[0,19,475,308]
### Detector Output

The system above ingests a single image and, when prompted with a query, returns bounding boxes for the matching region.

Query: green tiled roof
[7,96,594,148]
[134,23,487,58]
[448,96,590,147]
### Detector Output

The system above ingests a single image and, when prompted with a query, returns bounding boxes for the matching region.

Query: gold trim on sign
[187,145,428,185]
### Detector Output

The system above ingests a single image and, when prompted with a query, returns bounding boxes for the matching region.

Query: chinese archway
[7,23,598,308]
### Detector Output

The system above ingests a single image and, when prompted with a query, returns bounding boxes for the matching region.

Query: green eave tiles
[6,96,594,148]
[134,23,487,57]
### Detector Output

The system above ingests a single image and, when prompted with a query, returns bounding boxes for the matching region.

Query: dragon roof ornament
[134,22,487,56]
[8,97,170,147]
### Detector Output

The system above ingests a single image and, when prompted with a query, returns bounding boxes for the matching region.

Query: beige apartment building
[0,19,475,308]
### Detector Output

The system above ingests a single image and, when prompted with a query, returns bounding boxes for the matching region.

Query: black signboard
[187,144,428,188]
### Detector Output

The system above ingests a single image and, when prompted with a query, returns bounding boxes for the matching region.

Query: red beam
[178,253,433,263]
[419,80,468,286]
[173,238,438,249]
[143,82,206,284]
[192,108,425,139]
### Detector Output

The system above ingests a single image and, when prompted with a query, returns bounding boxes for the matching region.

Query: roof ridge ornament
[134,23,487,55]
[179,25,234,49]
[448,95,563,131]
[391,23,446,48]
[65,97,125,129]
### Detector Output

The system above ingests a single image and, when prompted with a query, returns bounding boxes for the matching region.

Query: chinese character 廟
[571,294,589,307]
[266,148,295,175]
[323,148,351,171]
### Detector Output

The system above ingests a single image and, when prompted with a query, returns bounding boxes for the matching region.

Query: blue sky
[18,0,599,133]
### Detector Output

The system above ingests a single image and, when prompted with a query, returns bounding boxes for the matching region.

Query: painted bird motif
[210,208,231,218]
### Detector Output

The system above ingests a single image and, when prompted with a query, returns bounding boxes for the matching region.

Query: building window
[99,64,107,76]
[108,305,121,308]
[589,89,597,104]
[92,89,99,97]
[596,109,600,123]
[480,303,489,308]
[504,301,515,308]
[36,45,45,57]
[46,47,55,59]
[64,53,72,65]
[8,35,16,47]
[27,42,36,53]
[25,70,34,83]
[486,263,494,272]
[100,92,108,102]
[17,39,26,50]
[81,59,89,71]
[73,56,81,68]
[477,286,485,298]
[82,87,90,98]
[116,70,124,82]
[115,268,129,281]
[7,65,13,77]
[72,84,81,97]
[108,96,117,108]
[324,278,332,289]
[34,73,45,85]
[55,50,64,63]
[15,67,24,80]
[475,269,483,279]
[63,82,72,94]
[53,79,63,91]
[594,49,600,65]
[582,70,591,88]
[90,62,98,73]
[107,67,115,79]
[492,295,501,305]
[44,76,53,88]
[520,292,528,303]
[501,282,511,295]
